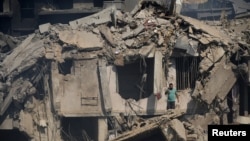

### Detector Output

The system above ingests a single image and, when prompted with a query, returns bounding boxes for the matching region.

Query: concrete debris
[58,30,103,50]
[0,1,249,141]
[39,23,51,34]
[69,5,116,29]
[110,110,185,141]
[161,119,187,141]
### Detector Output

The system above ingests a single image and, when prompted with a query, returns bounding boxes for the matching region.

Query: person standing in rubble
[165,83,179,110]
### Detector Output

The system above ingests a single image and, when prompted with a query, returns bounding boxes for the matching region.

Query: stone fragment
[39,23,51,34]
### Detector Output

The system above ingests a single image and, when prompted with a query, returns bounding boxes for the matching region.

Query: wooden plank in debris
[98,59,112,112]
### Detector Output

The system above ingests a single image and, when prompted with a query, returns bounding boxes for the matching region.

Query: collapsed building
[0,0,250,141]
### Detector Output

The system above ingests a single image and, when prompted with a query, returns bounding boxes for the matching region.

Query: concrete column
[98,117,108,141]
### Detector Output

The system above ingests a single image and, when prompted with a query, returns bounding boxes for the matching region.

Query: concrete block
[19,110,34,137]
[0,117,13,130]
[125,39,134,47]
[169,119,187,141]
[122,24,145,39]
[58,30,103,50]
[39,23,51,34]
[201,58,237,104]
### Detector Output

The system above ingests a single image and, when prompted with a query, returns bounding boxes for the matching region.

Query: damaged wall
[0,0,250,141]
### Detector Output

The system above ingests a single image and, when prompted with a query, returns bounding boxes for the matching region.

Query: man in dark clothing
[165,83,179,110]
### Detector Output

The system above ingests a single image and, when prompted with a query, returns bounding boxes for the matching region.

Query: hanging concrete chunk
[175,36,198,56]
[201,58,237,104]
[199,47,225,73]
[58,30,103,50]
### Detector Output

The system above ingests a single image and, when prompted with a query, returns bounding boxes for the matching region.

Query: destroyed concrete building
[0,0,250,141]
[181,0,250,20]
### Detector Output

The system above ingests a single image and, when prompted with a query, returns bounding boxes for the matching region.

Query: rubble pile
[0,0,249,141]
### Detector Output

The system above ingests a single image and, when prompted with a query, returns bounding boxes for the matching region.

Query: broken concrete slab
[58,30,103,50]
[19,110,34,137]
[111,110,185,141]
[201,59,237,104]
[39,23,51,34]
[169,119,187,141]
[125,39,134,47]
[180,15,231,45]
[156,18,170,25]
[207,47,225,63]
[175,35,198,56]
[1,35,44,77]
[122,24,145,39]
[199,37,210,45]
[69,5,116,29]
[99,25,117,47]
[199,47,225,73]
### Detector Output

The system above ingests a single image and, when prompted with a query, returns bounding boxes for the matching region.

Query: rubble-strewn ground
[0,0,250,141]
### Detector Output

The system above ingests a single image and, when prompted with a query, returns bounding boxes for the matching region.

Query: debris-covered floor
[0,0,250,141]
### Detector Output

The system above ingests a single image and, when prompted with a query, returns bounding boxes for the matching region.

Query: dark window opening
[93,0,104,7]
[117,58,154,101]
[239,77,250,116]
[58,60,73,75]
[176,57,200,90]
[19,0,35,18]
[0,129,30,141]
[54,0,73,9]
[0,1,3,12]
[61,117,97,141]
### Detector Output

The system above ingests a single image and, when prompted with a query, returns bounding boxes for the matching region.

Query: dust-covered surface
[0,0,250,141]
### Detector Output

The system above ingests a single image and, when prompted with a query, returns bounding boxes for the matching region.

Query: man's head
[169,83,173,89]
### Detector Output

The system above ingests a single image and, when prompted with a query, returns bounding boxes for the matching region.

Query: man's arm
[165,89,169,95]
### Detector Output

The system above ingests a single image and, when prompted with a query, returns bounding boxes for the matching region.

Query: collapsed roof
[0,0,250,141]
